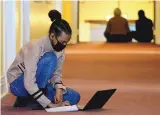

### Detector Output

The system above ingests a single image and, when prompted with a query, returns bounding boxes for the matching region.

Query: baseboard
[0,76,8,98]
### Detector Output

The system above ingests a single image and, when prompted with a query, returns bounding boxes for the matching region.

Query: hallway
[1,43,160,115]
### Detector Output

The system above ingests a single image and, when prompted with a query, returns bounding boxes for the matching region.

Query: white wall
[3,1,16,75]
[20,1,30,47]
[1,0,17,98]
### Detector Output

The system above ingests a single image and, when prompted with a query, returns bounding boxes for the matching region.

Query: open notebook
[45,89,116,112]
[46,105,78,112]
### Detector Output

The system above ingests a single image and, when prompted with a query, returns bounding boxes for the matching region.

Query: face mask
[51,37,66,52]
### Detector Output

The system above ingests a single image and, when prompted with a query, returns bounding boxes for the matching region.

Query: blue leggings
[10,52,80,105]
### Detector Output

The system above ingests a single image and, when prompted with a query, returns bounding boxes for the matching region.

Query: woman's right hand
[47,101,71,108]
[47,102,58,108]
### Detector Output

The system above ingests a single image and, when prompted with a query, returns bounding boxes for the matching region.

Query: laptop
[78,89,117,111]
[34,89,117,112]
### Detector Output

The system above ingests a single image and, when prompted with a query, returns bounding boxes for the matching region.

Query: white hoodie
[7,36,66,108]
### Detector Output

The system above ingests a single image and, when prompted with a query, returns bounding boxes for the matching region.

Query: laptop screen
[129,24,136,31]
[83,89,117,110]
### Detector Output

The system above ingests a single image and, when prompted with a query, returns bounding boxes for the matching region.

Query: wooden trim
[154,1,156,29]
[77,0,80,43]
[153,1,156,44]
[85,20,136,24]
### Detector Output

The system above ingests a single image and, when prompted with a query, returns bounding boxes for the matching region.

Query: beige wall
[62,1,78,44]
[119,1,154,21]
[62,1,72,25]
[155,1,160,45]
[79,1,154,22]
[79,1,118,22]
[30,1,54,40]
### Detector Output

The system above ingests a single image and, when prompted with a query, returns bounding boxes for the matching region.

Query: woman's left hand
[54,88,63,104]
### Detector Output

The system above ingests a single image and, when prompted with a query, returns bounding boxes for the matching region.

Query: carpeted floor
[1,43,160,115]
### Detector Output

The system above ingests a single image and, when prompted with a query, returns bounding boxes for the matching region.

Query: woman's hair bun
[48,10,62,22]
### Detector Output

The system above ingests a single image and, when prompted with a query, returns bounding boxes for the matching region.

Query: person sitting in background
[135,10,153,42]
[104,8,131,42]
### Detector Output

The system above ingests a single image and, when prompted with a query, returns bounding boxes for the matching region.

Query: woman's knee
[36,52,57,87]
[41,52,57,64]
[73,90,80,104]
[37,52,57,71]
[64,88,80,105]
